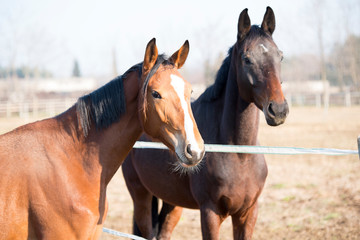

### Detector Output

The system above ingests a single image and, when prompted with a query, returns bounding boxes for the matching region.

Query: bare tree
[346,36,360,90]
[112,47,118,77]
[310,0,329,110]
[328,0,360,91]
[0,14,23,100]
[193,20,228,86]
[72,60,81,77]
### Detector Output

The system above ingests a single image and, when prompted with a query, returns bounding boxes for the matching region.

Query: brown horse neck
[219,58,260,146]
[55,72,143,186]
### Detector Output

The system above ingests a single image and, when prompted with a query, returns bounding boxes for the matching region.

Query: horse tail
[132,196,159,237]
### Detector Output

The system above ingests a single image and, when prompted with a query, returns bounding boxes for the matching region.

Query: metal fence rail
[134,141,359,156]
[102,228,146,240]
[104,138,359,239]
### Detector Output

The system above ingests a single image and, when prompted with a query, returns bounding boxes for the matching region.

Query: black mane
[77,54,173,137]
[199,46,233,102]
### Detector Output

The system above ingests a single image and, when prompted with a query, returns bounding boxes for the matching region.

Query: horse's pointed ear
[238,8,251,41]
[170,40,189,69]
[143,38,158,73]
[261,6,275,35]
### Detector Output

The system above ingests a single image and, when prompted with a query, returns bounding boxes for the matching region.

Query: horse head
[139,38,205,167]
[233,7,289,126]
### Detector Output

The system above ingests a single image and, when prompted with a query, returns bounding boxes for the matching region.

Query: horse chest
[204,153,266,213]
[206,153,263,184]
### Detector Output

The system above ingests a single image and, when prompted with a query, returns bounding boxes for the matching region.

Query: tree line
[282,34,360,91]
[0,60,82,79]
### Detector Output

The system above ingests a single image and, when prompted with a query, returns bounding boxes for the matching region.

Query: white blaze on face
[170,74,201,158]
[260,43,269,53]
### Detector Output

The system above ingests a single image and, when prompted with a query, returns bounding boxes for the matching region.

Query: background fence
[286,91,360,107]
[1,92,360,119]
[0,98,77,118]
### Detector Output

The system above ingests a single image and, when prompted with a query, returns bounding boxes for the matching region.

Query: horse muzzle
[176,141,205,167]
[263,99,289,126]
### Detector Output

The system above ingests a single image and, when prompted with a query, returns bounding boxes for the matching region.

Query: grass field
[1,106,359,239]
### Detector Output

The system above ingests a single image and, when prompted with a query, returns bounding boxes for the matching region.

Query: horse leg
[130,188,156,239]
[231,202,258,240]
[200,205,222,240]
[123,159,156,239]
[157,202,183,240]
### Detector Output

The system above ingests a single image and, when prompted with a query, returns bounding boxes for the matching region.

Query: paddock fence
[102,138,360,239]
[133,141,359,156]
[1,92,360,119]
[286,91,360,107]
[1,93,359,239]
[0,98,77,118]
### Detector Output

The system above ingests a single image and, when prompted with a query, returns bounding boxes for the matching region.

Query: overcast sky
[0,0,359,78]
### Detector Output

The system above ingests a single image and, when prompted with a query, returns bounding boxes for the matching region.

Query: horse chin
[171,152,203,175]
[264,114,286,126]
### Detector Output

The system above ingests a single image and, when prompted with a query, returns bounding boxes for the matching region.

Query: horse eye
[151,90,162,99]
[243,56,252,65]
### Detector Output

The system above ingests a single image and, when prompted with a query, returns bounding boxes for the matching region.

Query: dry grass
[104,107,360,240]
[1,106,359,239]
[254,107,360,240]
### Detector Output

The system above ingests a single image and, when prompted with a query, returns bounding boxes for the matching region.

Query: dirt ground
[1,106,359,239]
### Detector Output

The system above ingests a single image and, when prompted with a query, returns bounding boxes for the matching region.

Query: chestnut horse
[0,38,205,239]
[122,7,289,240]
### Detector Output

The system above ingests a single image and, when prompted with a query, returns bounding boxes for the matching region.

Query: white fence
[1,92,360,119]
[134,141,358,156]
[286,91,360,107]
[0,98,77,118]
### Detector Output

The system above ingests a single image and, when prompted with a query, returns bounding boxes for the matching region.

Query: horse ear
[143,38,158,73]
[261,6,276,35]
[169,40,189,69]
[238,8,251,41]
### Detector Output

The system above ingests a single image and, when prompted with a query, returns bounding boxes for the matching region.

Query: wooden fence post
[33,98,38,118]
[358,136,360,160]
[345,91,351,107]
[316,94,321,108]
[6,101,11,117]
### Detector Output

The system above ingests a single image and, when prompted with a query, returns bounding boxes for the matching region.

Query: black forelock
[240,25,272,49]
[142,54,174,95]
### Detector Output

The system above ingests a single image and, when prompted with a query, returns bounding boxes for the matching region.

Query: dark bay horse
[122,7,289,239]
[0,38,205,239]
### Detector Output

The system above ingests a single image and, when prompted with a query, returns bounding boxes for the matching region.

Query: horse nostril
[186,144,193,157]
[267,102,276,118]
